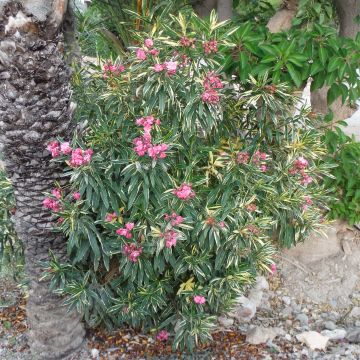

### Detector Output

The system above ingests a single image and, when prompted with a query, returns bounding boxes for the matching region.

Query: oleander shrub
[43,12,333,351]
[0,167,24,278]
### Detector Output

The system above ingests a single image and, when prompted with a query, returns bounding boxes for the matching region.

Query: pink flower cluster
[289,157,313,186]
[52,188,62,199]
[203,39,218,54]
[206,217,225,229]
[103,61,125,78]
[179,36,196,48]
[153,61,178,76]
[123,243,143,263]
[47,141,94,167]
[156,330,169,342]
[173,183,195,201]
[246,203,257,212]
[70,148,93,167]
[236,151,250,164]
[201,72,223,105]
[162,229,178,248]
[302,196,313,211]
[105,212,118,222]
[47,141,71,158]
[164,212,184,226]
[246,224,260,235]
[270,263,277,274]
[43,197,60,212]
[135,38,159,61]
[116,222,135,239]
[133,116,168,160]
[193,295,206,304]
[73,192,81,201]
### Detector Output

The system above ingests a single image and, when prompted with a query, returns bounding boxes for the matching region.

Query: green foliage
[324,129,360,225]
[0,168,23,279]
[222,22,360,107]
[233,0,281,24]
[293,0,337,28]
[43,11,333,351]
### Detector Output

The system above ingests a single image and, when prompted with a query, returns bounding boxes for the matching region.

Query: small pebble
[296,313,309,326]
[324,321,336,330]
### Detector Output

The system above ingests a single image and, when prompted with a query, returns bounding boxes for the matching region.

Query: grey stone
[281,307,293,317]
[246,326,284,345]
[349,307,360,318]
[321,329,347,340]
[346,328,360,343]
[324,321,337,330]
[218,316,234,328]
[282,296,291,306]
[296,313,309,326]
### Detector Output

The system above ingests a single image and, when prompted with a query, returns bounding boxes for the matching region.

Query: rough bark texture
[335,0,360,38]
[193,0,217,18]
[311,0,359,120]
[217,0,232,21]
[0,1,84,359]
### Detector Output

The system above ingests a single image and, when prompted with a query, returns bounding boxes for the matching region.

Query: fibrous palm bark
[0,1,84,359]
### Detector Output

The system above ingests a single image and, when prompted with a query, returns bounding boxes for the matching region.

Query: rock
[230,295,256,322]
[218,316,234,328]
[253,276,269,291]
[281,307,293,318]
[91,348,100,359]
[284,334,292,341]
[346,328,360,343]
[283,221,344,264]
[349,307,360,318]
[296,331,329,350]
[321,329,347,341]
[324,321,337,330]
[285,320,293,328]
[282,296,291,306]
[246,326,284,345]
[296,313,309,327]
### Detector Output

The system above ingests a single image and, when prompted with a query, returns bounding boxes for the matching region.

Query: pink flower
[125,222,135,231]
[173,183,195,201]
[300,173,313,186]
[47,141,60,157]
[247,224,260,234]
[236,151,250,164]
[201,89,220,104]
[164,61,177,76]
[179,37,195,48]
[69,148,93,167]
[203,72,223,90]
[52,188,62,199]
[270,263,277,274]
[144,38,153,48]
[218,221,226,228]
[43,198,60,212]
[294,157,309,170]
[203,39,218,54]
[133,136,151,156]
[103,62,125,77]
[193,295,206,304]
[246,203,257,212]
[163,230,178,248]
[136,48,147,61]
[116,222,135,239]
[253,151,268,164]
[123,243,143,263]
[153,63,164,72]
[288,167,297,175]
[73,192,81,201]
[149,49,159,56]
[105,212,117,222]
[147,143,168,160]
[260,165,267,172]
[156,330,169,342]
[57,217,64,224]
[60,142,72,155]
[164,212,184,227]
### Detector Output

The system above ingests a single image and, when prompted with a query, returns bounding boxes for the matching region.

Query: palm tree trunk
[0,1,84,359]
